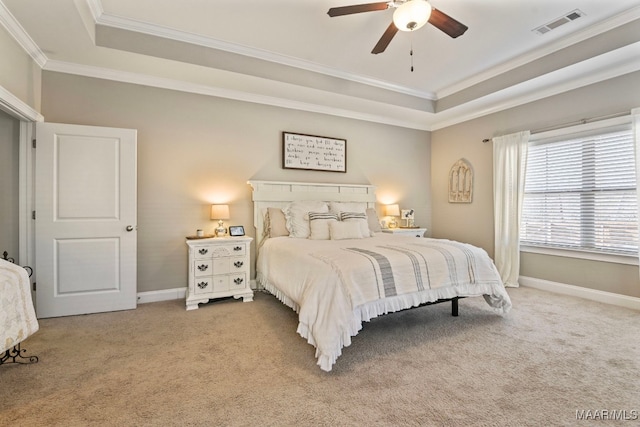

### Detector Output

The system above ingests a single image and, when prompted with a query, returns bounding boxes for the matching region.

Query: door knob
[126,225,134,232]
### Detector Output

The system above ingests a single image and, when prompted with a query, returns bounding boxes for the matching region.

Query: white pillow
[330,221,364,240]
[308,212,338,240]
[283,201,329,238]
[329,201,367,215]
[340,211,372,237]
[366,208,382,233]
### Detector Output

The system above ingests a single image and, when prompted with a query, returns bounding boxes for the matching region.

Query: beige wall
[432,70,640,298]
[0,25,41,111]
[41,71,431,293]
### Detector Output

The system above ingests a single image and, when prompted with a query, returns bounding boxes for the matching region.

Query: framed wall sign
[282,131,347,173]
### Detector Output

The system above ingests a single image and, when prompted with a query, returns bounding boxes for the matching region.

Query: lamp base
[388,218,398,229]
[215,220,227,237]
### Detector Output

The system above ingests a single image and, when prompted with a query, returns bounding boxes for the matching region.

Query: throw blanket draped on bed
[1,259,39,353]
[257,234,511,371]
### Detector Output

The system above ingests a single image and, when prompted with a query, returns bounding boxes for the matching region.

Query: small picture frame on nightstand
[229,225,245,237]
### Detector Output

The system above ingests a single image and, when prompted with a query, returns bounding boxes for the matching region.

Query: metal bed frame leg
[0,343,39,366]
[451,297,459,317]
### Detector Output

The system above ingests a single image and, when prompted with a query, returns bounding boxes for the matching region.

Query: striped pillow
[308,212,339,240]
[340,211,372,237]
[339,212,367,221]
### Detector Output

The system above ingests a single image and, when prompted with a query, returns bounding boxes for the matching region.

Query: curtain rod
[482,110,631,143]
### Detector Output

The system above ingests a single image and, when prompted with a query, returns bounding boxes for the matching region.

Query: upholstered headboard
[247,180,377,247]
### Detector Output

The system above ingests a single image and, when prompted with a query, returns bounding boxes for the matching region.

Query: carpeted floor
[1,287,638,427]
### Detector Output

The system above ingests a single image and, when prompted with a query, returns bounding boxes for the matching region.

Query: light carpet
[0,287,638,427]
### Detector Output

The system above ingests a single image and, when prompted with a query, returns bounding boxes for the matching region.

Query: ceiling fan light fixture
[393,0,432,32]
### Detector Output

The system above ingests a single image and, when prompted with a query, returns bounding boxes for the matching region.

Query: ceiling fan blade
[327,2,390,17]
[371,22,398,54]
[428,8,468,38]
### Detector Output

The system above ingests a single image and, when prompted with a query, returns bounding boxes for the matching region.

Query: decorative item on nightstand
[385,204,400,229]
[211,204,230,237]
[401,209,415,227]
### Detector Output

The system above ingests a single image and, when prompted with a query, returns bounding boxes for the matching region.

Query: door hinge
[32,139,36,148]
[32,210,36,220]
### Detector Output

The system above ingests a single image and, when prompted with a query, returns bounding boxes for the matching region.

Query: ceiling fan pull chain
[410,36,414,72]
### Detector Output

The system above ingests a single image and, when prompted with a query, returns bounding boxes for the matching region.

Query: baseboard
[137,287,186,304]
[519,276,640,311]
[137,280,259,304]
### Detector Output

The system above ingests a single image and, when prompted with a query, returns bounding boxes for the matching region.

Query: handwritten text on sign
[282,132,346,173]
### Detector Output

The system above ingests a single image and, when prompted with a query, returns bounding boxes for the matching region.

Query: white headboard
[247,180,377,247]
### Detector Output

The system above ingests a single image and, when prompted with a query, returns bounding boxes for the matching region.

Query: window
[521,118,637,257]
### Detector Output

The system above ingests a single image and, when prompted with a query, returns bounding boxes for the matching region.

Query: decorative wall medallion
[449,158,473,203]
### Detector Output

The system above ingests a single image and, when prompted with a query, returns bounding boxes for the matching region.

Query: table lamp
[211,204,230,237]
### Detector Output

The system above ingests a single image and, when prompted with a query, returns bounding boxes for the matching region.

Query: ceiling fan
[327,0,468,54]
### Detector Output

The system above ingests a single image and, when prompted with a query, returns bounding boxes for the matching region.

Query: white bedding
[257,233,511,371]
[1,258,39,353]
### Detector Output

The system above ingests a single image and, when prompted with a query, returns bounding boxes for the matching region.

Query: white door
[35,123,137,318]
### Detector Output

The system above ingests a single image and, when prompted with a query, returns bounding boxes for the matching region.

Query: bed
[249,180,511,371]
[1,254,39,364]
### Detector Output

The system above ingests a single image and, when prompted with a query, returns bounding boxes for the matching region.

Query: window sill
[520,245,639,266]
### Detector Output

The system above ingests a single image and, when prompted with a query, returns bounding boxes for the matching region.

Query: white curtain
[492,131,530,287]
[633,108,640,271]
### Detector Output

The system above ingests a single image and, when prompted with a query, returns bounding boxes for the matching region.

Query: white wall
[41,71,432,293]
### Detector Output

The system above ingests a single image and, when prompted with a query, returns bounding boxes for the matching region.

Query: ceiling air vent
[533,9,585,35]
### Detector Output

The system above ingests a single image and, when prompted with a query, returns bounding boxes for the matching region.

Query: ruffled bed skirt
[257,272,510,372]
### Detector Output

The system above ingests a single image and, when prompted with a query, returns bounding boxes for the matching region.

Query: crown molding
[5,0,638,132]
[91,4,436,101]
[0,84,43,121]
[429,41,640,130]
[86,0,103,20]
[43,60,433,131]
[43,37,640,133]
[437,4,640,99]
[0,0,47,67]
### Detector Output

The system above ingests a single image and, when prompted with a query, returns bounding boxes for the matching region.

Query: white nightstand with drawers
[185,236,253,310]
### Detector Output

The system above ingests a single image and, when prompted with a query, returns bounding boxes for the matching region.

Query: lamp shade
[385,204,400,217]
[210,204,230,220]
[393,0,432,32]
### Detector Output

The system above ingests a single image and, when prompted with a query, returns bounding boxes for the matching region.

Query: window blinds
[521,124,637,255]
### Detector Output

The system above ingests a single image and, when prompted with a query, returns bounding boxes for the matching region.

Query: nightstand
[185,236,253,310]
[381,227,427,237]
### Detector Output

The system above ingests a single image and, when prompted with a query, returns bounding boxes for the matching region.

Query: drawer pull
[197,264,208,272]
[234,277,244,285]
[198,248,208,255]
[233,246,242,251]
[234,261,244,268]
[197,281,208,289]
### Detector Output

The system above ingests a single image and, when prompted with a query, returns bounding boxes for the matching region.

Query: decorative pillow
[340,211,372,237]
[330,220,364,240]
[261,208,271,241]
[267,207,289,238]
[308,212,339,240]
[366,208,382,233]
[283,201,329,238]
[329,201,367,215]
